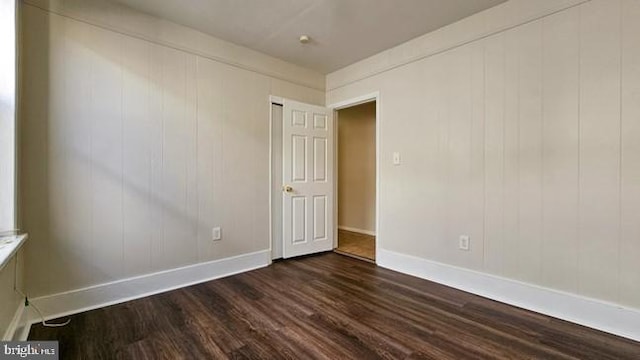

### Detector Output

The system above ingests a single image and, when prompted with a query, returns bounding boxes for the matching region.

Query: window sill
[0,234,27,272]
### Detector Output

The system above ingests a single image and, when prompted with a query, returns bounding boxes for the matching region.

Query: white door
[282,99,334,258]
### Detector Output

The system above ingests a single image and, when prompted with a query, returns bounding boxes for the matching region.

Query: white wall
[19,1,324,298]
[327,0,640,310]
[338,102,376,234]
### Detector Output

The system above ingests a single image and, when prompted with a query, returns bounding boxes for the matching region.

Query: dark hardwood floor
[30,252,640,359]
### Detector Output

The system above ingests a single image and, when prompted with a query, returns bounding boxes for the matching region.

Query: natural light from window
[0,0,16,234]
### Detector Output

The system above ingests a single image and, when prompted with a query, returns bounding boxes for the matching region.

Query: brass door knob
[283,185,293,193]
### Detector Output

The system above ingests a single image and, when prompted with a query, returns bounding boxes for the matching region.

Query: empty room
[1,0,640,358]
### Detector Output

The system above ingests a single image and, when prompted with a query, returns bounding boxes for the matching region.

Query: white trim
[2,302,25,341]
[26,250,270,324]
[269,97,275,260]
[13,307,31,341]
[0,234,27,272]
[377,249,640,342]
[329,92,380,262]
[337,226,376,237]
[268,97,282,260]
[328,92,379,110]
[269,95,284,106]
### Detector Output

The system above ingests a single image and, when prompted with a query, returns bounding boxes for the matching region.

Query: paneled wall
[327,0,640,309]
[20,3,323,298]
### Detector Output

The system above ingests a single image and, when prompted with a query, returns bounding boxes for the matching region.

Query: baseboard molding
[338,226,376,237]
[377,249,640,342]
[2,302,25,341]
[26,250,271,326]
[13,306,31,341]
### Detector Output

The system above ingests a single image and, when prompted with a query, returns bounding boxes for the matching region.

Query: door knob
[283,185,293,193]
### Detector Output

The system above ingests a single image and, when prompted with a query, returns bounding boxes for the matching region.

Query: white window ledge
[0,234,27,272]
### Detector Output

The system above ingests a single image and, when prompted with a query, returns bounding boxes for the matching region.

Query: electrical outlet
[459,235,470,251]
[212,227,222,241]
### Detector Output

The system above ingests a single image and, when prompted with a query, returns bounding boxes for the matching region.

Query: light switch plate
[212,227,222,241]
[393,152,401,165]
[459,235,470,251]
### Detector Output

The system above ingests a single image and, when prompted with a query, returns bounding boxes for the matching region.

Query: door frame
[268,92,380,262]
[269,95,284,262]
[328,92,380,262]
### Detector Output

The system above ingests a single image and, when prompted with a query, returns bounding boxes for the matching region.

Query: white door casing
[282,99,334,258]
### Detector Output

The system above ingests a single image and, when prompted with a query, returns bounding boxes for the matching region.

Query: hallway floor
[335,229,375,261]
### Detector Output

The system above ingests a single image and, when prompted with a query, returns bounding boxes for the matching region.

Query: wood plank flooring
[29,253,640,359]
[336,229,376,261]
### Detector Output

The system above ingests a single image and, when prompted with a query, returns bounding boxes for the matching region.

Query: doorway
[334,101,377,262]
[270,94,379,262]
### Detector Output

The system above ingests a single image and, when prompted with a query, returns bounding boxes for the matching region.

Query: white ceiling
[114,0,507,73]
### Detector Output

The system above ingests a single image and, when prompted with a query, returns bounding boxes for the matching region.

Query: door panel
[292,135,307,182]
[283,99,334,258]
[313,195,327,241]
[292,196,306,243]
[313,137,327,181]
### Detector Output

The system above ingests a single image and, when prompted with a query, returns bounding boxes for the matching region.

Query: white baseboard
[338,226,376,237]
[26,250,271,326]
[377,249,640,342]
[2,302,25,341]
[13,306,31,341]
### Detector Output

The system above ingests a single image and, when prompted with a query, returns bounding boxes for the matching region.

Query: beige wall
[23,0,324,92]
[19,1,324,298]
[338,102,376,234]
[327,0,640,310]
